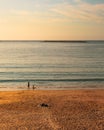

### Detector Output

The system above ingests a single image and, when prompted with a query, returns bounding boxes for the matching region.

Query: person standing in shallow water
[33,85,35,90]
[28,82,30,89]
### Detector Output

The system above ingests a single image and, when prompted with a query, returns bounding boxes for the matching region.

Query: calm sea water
[0,41,104,90]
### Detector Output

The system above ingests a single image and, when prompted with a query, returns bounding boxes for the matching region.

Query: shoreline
[0,86,104,92]
[0,89,104,129]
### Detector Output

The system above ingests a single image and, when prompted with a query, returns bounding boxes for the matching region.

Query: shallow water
[0,41,104,90]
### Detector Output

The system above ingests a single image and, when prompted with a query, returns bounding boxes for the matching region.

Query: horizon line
[0,40,104,42]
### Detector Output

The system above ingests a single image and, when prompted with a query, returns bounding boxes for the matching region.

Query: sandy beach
[0,89,104,130]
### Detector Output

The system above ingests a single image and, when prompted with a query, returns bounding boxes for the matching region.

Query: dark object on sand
[40,103,49,107]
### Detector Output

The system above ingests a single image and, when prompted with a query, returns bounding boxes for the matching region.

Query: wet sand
[0,89,104,130]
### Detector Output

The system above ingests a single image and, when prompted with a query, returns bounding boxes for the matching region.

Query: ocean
[0,41,104,90]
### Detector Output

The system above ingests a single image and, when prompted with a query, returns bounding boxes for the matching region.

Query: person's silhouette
[28,82,30,89]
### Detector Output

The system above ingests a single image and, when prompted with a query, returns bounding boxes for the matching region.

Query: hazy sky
[0,0,104,40]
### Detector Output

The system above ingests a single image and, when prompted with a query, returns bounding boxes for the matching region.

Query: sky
[0,0,104,40]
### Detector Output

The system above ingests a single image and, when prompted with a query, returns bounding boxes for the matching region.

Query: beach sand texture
[0,90,104,130]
